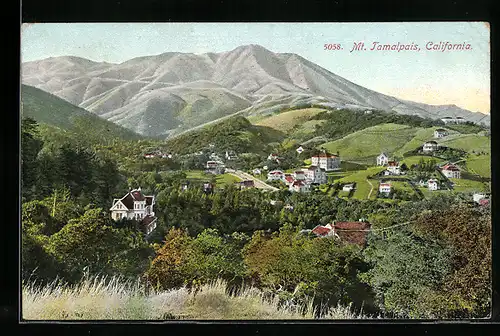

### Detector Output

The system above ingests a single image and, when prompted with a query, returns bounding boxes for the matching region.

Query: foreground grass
[22,277,372,320]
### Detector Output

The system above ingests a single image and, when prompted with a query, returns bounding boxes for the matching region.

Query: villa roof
[312,153,338,158]
[380,183,391,187]
[442,164,460,171]
[333,221,371,246]
[425,140,438,144]
[292,180,305,186]
[435,128,448,132]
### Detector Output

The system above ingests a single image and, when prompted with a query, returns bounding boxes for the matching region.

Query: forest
[21,117,491,319]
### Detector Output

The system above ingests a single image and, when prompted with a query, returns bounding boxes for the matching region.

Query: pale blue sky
[21,22,490,113]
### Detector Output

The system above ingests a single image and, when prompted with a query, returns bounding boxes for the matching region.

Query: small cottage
[377,152,389,166]
[434,128,448,138]
[441,163,461,179]
[428,179,439,191]
[423,141,439,153]
[267,170,285,181]
[289,180,310,193]
[379,182,391,194]
[343,183,355,192]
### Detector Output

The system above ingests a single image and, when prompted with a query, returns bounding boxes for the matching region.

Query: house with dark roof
[237,180,255,189]
[110,188,157,235]
[423,140,439,153]
[434,128,449,138]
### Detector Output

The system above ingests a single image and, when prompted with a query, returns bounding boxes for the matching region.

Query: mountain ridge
[22,44,490,137]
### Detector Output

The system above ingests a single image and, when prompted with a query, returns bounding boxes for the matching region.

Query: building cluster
[143,150,173,159]
[267,165,328,193]
[376,153,405,176]
[440,116,466,124]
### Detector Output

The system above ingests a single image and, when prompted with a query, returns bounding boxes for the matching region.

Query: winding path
[366,179,374,199]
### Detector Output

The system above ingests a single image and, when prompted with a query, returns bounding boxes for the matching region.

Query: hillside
[21,84,144,141]
[164,116,285,155]
[22,44,490,137]
[253,107,326,133]
[320,124,422,164]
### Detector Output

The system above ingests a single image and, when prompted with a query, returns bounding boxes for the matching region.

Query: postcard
[20,22,491,320]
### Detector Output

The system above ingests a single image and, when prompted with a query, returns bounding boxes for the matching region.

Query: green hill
[165,116,286,155]
[21,84,143,141]
[320,123,422,164]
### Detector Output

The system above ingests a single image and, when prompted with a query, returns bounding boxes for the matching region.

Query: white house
[428,179,439,191]
[379,183,391,194]
[441,116,466,124]
[386,161,402,175]
[225,151,237,160]
[289,180,311,193]
[343,183,355,192]
[441,163,461,179]
[305,165,327,184]
[293,170,307,180]
[267,153,279,161]
[377,152,389,166]
[253,168,262,175]
[473,192,487,204]
[434,129,448,138]
[311,153,341,171]
[110,188,157,235]
[267,170,285,181]
[423,141,439,153]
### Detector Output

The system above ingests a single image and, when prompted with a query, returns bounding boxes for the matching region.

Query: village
[110,126,490,244]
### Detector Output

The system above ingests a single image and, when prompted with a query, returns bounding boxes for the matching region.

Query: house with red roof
[284,174,295,186]
[379,182,391,194]
[110,188,157,235]
[267,170,285,181]
[441,163,461,179]
[332,221,371,246]
[289,180,311,193]
[311,224,334,237]
[311,153,341,171]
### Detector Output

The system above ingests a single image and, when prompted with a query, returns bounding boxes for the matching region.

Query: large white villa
[110,188,157,235]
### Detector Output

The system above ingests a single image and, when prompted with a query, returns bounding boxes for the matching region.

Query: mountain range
[21,44,490,138]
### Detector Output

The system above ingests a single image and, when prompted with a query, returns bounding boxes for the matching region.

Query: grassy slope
[254,108,326,133]
[465,155,491,178]
[165,116,285,155]
[336,167,386,199]
[438,134,491,154]
[394,127,461,155]
[185,170,242,186]
[21,84,143,141]
[22,277,369,320]
[321,124,421,164]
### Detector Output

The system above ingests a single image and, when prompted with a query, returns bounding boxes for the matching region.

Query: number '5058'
[324,44,342,50]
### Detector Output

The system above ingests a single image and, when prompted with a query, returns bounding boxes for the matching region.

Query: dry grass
[22,276,372,320]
